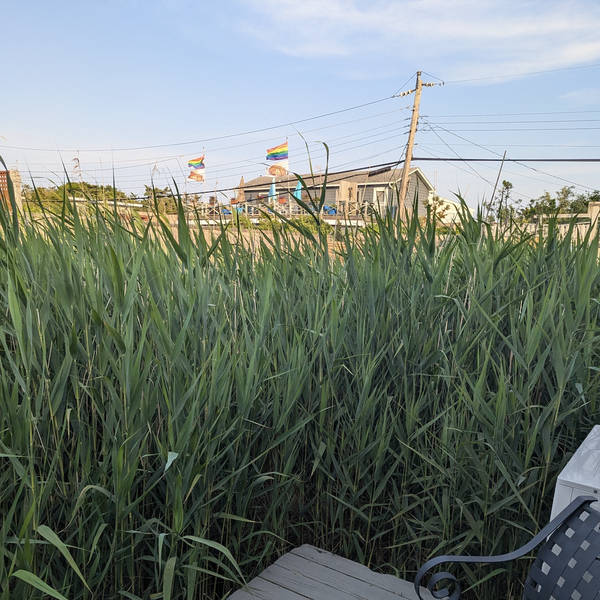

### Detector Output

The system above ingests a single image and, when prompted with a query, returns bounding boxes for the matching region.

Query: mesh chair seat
[414,496,600,600]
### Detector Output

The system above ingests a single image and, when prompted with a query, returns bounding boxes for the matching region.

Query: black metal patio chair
[414,495,600,600]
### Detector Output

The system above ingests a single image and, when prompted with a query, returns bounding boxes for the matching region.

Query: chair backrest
[524,501,600,600]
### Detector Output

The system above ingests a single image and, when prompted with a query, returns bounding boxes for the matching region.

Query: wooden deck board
[229,545,424,600]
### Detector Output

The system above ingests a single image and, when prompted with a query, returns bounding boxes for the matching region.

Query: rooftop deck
[229,544,425,600]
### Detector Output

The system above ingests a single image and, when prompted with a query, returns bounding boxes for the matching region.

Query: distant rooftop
[242,167,423,190]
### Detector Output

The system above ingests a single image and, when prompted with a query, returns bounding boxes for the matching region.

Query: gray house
[238,167,435,217]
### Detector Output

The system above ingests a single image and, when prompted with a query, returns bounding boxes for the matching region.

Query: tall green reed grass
[1,170,599,599]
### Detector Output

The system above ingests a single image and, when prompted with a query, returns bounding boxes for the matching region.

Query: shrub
[1,183,599,600]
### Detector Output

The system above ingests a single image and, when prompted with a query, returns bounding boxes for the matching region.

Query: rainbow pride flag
[188,156,205,169]
[266,142,288,161]
[188,155,206,182]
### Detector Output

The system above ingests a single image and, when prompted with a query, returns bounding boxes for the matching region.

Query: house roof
[242,167,432,191]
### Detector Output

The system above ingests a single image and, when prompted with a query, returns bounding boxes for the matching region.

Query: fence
[523,202,600,238]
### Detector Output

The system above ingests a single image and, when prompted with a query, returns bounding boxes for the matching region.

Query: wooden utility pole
[489,150,507,219]
[398,71,423,216]
[395,72,441,216]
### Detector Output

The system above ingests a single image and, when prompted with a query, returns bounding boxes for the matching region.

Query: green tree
[520,187,600,220]
[142,185,178,213]
[427,194,450,221]
[571,189,600,214]
[57,182,129,202]
[484,179,519,222]
[23,181,129,211]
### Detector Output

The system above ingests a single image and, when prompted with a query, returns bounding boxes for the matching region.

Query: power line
[421,70,445,83]
[417,127,600,132]
[32,120,410,176]
[26,151,599,204]
[11,106,413,171]
[423,110,600,117]
[426,119,600,125]
[0,95,401,153]
[417,143,532,204]
[184,127,409,179]
[20,104,594,166]
[101,133,410,185]
[443,62,600,84]
[421,120,597,191]
[44,153,600,201]
[413,157,600,163]
[393,72,417,96]
[67,145,410,194]
[421,123,494,186]
[21,123,411,183]
[24,138,410,191]
[417,143,600,149]
[393,142,597,201]
[413,152,600,196]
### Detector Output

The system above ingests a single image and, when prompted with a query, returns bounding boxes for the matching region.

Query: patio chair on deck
[415,495,600,600]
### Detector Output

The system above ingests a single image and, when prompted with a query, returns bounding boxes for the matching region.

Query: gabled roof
[242,167,432,191]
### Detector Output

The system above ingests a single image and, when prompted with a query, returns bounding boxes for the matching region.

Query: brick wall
[0,170,23,210]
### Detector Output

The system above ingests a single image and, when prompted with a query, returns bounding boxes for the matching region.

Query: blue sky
[1,0,600,206]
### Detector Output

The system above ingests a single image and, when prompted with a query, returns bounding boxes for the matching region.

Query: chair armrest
[414,495,597,600]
